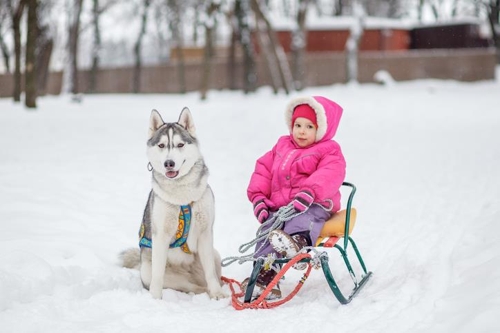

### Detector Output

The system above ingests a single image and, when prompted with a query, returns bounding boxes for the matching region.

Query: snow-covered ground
[1,71,499,332]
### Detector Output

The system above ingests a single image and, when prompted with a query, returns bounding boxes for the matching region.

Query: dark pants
[253,204,330,259]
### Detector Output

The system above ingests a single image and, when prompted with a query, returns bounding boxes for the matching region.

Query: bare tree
[200,0,220,100]
[62,0,83,96]
[252,0,280,93]
[133,0,151,93]
[426,0,445,20]
[346,0,365,84]
[451,0,460,17]
[167,0,186,94]
[417,0,424,22]
[251,0,293,94]
[88,0,118,93]
[192,0,203,44]
[484,0,500,61]
[89,0,101,93]
[0,35,9,73]
[151,1,169,63]
[225,1,238,90]
[8,0,26,102]
[36,0,54,96]
[233,0,257,93]
[24,0,37,108]
[0,1,11,73]
[291,0,311,91]
[334,0,349,16]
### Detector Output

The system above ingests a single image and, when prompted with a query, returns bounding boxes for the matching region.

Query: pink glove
[253,199,269,223]
[293,190,315,212]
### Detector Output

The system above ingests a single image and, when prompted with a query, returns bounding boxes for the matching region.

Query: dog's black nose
[164,160,175,168]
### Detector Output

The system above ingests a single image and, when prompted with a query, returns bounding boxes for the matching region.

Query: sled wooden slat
[316,236,340,247]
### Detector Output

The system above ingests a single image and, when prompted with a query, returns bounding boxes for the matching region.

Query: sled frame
[244,182,372,305]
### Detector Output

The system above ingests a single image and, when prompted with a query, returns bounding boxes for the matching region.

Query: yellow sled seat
[316,208,357,247]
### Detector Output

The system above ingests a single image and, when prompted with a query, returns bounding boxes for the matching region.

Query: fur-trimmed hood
[285,96,343,143]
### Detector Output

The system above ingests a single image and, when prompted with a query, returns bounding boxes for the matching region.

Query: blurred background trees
[0,0,498,108]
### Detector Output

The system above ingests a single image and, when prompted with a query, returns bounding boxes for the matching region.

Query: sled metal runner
[244,182,372,305]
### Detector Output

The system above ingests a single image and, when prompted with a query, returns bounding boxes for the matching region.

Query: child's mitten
[293,190,314,212]
[253,199,269,223]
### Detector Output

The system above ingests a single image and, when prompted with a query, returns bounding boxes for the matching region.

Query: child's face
[292,117,317,147]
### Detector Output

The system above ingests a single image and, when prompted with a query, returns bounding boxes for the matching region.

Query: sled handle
[341,182,356,251]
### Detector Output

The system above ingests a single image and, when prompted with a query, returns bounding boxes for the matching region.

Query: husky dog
[120,108,227,300]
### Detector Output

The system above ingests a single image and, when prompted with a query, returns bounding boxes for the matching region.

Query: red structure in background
[410,22,492,49]
[263,19,491,53]
[275,27,410,52]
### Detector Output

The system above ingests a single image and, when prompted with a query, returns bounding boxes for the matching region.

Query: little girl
[245,95,346,300]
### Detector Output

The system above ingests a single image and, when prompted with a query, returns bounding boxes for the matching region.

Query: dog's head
[147,107,201,180]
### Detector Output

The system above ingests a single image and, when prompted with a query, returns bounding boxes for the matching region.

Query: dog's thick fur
[120,108,226,300]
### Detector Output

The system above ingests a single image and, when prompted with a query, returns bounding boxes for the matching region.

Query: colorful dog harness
[139,204,192,254]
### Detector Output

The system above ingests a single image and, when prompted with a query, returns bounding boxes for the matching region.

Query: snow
[1,70,500,332]
[270,14,416,31]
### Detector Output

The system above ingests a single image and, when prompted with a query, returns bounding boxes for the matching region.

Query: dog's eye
[177,143,184,148]
[158,143,165,148]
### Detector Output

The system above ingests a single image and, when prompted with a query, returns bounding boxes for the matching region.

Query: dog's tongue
[166,171,178,178]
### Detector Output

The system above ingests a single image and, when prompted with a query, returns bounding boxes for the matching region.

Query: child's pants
[253,204,331,259]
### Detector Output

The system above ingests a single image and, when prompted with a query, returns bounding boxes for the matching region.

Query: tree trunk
[173,45,186,94]
[417,0,424,22]
[488,0,500,62]
[346,1,364,84]
[200,2,218,100]
[66,0,83,95]
[168,0,186,94]
[133,0,151,94]
[430,3,439,20]
[89,0,101,93]
[451,0,459,17]
[227,4,238,91]
[36,0,53,96]
[0,33,10,73]
[25,0,37,109]
[488,1,500,42]
[235,0,256,94]
[334,0,345,16]
[200,26,213,100]
[36,38,53,95]
[291,0,310,91]
[251,0,293,94]
[253,20,279,94]
[11,1,26,102]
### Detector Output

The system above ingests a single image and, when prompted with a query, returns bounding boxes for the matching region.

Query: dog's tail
[119,248,140,269]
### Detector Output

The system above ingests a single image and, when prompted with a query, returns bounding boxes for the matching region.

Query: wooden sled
[244,182,372,305]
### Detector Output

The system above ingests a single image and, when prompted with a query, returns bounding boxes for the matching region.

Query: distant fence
[0,48,496,98]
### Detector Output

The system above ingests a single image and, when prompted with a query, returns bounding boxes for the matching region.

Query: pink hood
[247,96,346,212]
[285,96,343,143]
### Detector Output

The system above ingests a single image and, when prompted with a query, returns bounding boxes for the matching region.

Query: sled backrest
[317,182,357,250]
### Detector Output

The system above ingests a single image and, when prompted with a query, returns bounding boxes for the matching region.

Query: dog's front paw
[208,289,229,300]
[149,285,163,299]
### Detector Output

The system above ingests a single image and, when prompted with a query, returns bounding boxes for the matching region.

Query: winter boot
[269,230,310,270]
[241,265,281,301]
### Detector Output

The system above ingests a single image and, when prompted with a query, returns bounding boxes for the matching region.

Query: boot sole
[269,230,307,270]
[241,278,282,300]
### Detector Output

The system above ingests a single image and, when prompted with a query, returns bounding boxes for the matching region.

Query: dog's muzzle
[164,159,179,178]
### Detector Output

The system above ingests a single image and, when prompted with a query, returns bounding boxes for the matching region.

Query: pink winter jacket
[247,96,346,213]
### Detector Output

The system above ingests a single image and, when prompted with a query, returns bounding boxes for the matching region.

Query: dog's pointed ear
[149,109,164,138]
[178,107,196,138]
